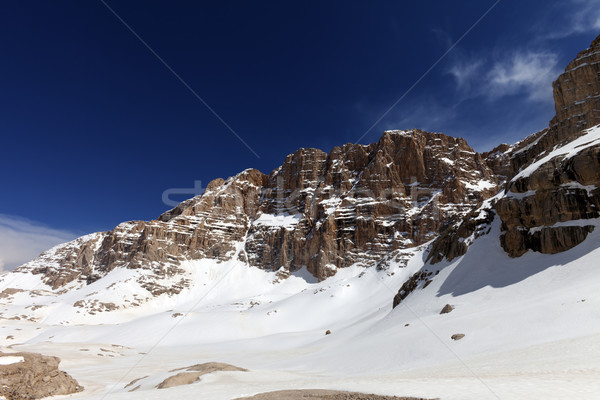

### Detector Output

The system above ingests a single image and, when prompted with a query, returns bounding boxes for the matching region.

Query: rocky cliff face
[553,35,600,139]
[509,35,600,176]
[495,127,600,257]
[17,130,498,295]
[245,131,497,280]
[494,35,600,258]
[427,34,600,264]
[9,35,600,312]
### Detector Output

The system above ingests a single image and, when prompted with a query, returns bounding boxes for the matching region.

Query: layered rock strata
[16,130,498,294]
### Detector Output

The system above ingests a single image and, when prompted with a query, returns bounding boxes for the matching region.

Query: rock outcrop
[235,390,433,400]
[13,129,498,299]
[505,36,600,177]
[552,35,600,140]
[0,352,82,399]
[426,207,495,264]
[429,34,600,262]
[394,35,600,305]
[244,130,496,280]
[494,35,600,257]
[5,34,600,316]
[392,268,438,308]
[156,362,247,389]
[440,304,454,314]
[495,136,600,257]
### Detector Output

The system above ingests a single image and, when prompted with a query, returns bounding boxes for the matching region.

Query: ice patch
[560,182,597,196]
[0,356,24,365]
[463,180,496,191]
[253,213,302,230]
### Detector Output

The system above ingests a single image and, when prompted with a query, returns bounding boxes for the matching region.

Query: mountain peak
[9,127,498,302]
[4,34,600,321]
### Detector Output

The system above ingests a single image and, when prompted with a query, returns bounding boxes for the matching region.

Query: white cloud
[0,214,78,272]
[446,50,560,104]
[487,51,560,102]
[540,0,600,39]
[448,58,485,92]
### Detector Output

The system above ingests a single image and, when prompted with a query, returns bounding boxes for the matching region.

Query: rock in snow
[440,304,454,314]
[235,390,433,400]
[0,352,82,399]
[156,362,247,389]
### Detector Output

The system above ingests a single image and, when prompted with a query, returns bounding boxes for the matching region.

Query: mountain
[6,35,599,312]
[1,35,600,400]
[427,34,600,264]
[5,130,498,300]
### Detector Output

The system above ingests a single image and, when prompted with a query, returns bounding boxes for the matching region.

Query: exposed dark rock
[399,34,600,304]
[482,143,512,181]
[507,36,600,178]
[500,225,595,258]
[440,304,454,314]
[392,269,435,308]
[17,129,498,294]
[552,35,600,140]
[427,208,495,265]
[235,389,435,400]
[495,142,600,257]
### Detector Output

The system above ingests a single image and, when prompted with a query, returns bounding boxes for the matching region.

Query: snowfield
[2,213,600,399]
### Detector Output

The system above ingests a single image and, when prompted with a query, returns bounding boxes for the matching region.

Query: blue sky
[1,0,599,270]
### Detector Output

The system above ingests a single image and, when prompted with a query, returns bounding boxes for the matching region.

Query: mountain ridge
[3,34,600,317]
[2,33,600,400]
[12,128,498,295]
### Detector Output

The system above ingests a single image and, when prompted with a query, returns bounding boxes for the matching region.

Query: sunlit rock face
[494,35,600,258]
[429,35,600,263]
[16,128,498,292]
[553,35,600,139]
[13,35,600,305]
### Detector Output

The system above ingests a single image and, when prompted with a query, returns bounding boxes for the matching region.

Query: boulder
[0,352,82,399]
[440,304,454,314]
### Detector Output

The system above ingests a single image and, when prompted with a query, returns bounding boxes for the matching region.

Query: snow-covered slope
[5,129,499,302]
[2,32,600,400]
[1,212,600,399]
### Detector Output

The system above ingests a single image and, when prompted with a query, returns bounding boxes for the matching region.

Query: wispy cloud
[379,48,560,151]
[0,215,78,272]
[448,58,485,92]
[538,0,600,40]
[447,49,560,104]
[487,51,560,102]
[361,7,592,150]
